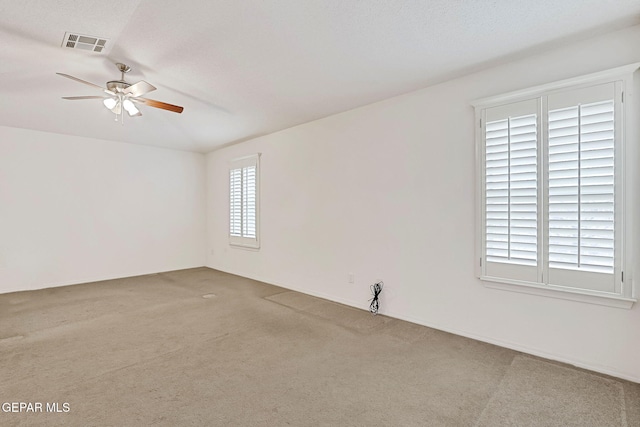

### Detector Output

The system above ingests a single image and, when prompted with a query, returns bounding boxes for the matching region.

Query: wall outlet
[348,273,354,283]
[210,249,214,255]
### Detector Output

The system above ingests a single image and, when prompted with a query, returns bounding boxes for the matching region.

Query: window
[474,64,638,308]
[229,154,260,248]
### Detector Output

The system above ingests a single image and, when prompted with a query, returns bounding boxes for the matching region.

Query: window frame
[473,64,639,309]
[229,153,261,249]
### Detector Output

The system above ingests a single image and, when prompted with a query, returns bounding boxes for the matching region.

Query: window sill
[229,242,260,250]
[229,235,259,250]
[481,276,636,309]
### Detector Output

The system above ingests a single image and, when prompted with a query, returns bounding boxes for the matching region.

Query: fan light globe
[122,99,139,115]
[103,98,117,109]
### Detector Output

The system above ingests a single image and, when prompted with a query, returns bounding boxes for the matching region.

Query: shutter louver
[548,100,615,274]
[485,114,538,266]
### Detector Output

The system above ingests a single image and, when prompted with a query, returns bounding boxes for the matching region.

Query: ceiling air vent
[61,32,109,53]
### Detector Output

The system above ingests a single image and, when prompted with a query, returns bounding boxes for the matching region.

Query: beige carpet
[0,267,638,426]
[475,355,628,427]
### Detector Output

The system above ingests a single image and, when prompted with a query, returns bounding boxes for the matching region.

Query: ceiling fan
[57,63,184,122]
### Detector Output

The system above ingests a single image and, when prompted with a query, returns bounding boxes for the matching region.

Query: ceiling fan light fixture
[122,99,139,115]
[103,98,117,109]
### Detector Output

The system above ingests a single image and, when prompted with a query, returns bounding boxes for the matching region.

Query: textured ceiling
[1,0,639,152]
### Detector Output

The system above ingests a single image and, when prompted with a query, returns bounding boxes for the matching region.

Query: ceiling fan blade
[134,97,184,114]
[62,96,107,100]
[123,80,156,97]
[56,73,104,90]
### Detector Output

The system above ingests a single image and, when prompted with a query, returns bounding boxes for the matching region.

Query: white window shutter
[547,84,617,292]
[548,101,615,274]
[485,114,538,265]
[474,65,636,306]
[242,166,257,239]
[230,168,242,237]
[483,99,539,283]
[229,154,260,248]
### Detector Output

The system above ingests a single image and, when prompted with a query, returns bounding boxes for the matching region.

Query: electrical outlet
[210,249,214,255]
[348,273,354,283]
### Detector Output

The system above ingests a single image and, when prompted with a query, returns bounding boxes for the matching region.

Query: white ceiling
[1,1,639,153]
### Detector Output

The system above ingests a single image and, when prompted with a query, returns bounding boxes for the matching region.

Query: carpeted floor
[0,267,638,426]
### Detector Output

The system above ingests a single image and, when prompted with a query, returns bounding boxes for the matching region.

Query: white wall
[0,126,206,293]
[206,25,640,381]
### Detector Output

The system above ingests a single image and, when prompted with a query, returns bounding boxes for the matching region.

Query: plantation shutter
[546,83,617,292]
[229,154,260,248]
[483,99,539,283]
[475,65,635,305]
[230,168,242,236]
[242,166,257,238]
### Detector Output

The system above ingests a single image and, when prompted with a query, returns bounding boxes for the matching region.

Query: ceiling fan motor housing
[107,63,132,92]
[106,80,132,92]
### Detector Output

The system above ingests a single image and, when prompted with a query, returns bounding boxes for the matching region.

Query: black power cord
[369,281,383,315]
